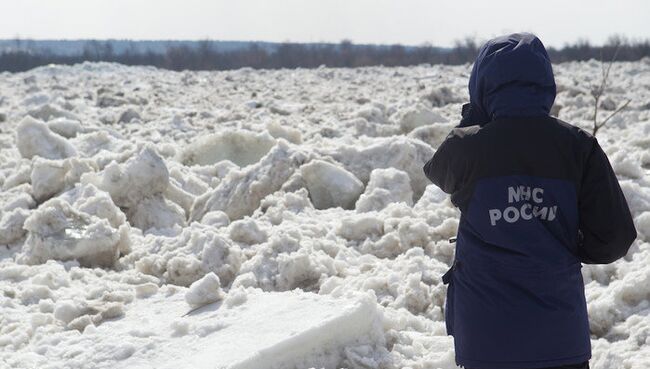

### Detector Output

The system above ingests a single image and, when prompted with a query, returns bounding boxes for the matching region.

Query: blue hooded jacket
[424,33,635,369]
[460,33,556,127]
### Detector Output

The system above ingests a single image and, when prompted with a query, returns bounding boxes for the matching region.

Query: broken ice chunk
[16,116,77,160]
[301,159,364,210]
[185,272,224,308]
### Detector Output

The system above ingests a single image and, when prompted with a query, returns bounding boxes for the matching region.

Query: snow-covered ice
[184,272,224,308]
[0,59,649,368]
[356,168,413,212]
[301,159,364,209]
[19,288,385,369]
[16,116,77,160]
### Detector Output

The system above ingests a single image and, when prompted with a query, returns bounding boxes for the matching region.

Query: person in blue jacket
[423,33,637,369]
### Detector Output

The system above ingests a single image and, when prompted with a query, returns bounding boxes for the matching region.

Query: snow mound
[397,104,448,133]
[20,185,130,267]
[356,105,388,124]
[0,182,35,244]
[414,184,450,211]
[611,149,644,179]
[30,157,97,202]
[190,140,308,221]
[125,222,242,287]
[228,218,268,245]
[129,196,186,232]
[27,104,80,122]
[201,210,230,227]
[185,272,224,308]
[47,117,84,138]
[319,136,434,200]
[356,168,413,212]
[620,180,650,217]
[118,108,141,123]
[232,231,336,291]
[16,116,77,160]
[338,214,385,242]
[30,158,68,202]
[266,121,302,144]
[76,289,386,369]
[82,147,184,230]
[82,147,168,210]
[423,85,463,107]
[0,183,35,211]
[408,122,456,149]
[301,159,364,209]
[0,208,30,245]
[60,184,128,228]
[178,130,276,167]
[585,249,650,338]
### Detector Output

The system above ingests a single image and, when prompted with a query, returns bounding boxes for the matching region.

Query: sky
[1,0,649,47]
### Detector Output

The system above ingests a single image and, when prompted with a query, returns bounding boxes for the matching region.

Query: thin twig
[591,43,625,136]
[599,99,631,129]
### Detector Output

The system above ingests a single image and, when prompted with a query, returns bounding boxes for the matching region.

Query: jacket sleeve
[576,138,637,264]
[423,131,467,195]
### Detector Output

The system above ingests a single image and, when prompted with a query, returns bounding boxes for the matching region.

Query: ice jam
[488,186,558,226]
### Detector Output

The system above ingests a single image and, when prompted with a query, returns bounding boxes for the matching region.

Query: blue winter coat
[424,33,636,368]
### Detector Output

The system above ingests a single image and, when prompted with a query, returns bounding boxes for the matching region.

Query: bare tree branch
[593,99,632,135]
[591,43,630,136]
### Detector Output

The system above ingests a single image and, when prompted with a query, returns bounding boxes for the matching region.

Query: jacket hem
[456,352,591,369]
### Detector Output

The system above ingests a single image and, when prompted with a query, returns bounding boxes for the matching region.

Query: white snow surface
[0,60,649,369]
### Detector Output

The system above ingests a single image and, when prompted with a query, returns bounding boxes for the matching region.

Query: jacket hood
[463,33,556,126]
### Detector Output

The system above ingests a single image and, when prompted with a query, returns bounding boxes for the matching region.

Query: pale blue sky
[1,0,648,47]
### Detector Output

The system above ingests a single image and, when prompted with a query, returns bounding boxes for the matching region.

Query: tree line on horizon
[0,36,649,73]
